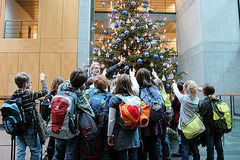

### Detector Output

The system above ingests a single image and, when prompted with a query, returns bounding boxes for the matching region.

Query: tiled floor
[0,120,239,160]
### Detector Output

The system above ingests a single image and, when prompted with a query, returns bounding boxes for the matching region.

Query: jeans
[214,131,224,160]
[99,128,111,160]
[118,148,138,160]
[180,131,200,160]
[159,130,171,160]
[204,128,214,160]
[53,136,79,160]
[139,135,160,160]
[16,128,41,160]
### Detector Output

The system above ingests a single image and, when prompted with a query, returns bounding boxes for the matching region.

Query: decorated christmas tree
[91,0,184,89]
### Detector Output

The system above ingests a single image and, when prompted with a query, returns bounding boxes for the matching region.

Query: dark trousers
[180,131,200,160]
[139,135,160,160]
[47,136,56,160]
[117,148,138,160]
[214,131,224,160]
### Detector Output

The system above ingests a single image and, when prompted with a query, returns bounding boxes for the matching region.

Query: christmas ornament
[144,51,150,57]
[124,65,130,70]
[113,57,118,62]
[131,1,136,6]
[102,2,107,7]
[157,40,162,44]
[163,62,168,67]
[122,10,128,15]
[160,55,164,60]
[120,33,126,37]
[148,36,153,40]
[117,38,121,42]
[133,36,138,39]
[103,30,108,35]
[112,15,117,19]
[130,26,135,30]
[167,77,172,82]
[162,75,166,81]
[137,58,143,64]
[140,37,144,42]
[166,84,170,88]
[160,22,165,27]
[159,50,163,54]
[124,30,129,34]
[115,23,119,28]
[84,68,88,72]
[153,54,159,59]
[173,70,177,74]
[164,46,169,50]
[143,3,148,8]
[93,47,98,52]
[135,19,140,23]
[112,9,117,14]
[91,27,96,32]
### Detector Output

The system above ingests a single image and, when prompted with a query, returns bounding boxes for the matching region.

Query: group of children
[11,61,225,160]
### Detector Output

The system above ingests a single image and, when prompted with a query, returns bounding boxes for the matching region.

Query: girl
[172,80,200,160]
[107,74,140,160]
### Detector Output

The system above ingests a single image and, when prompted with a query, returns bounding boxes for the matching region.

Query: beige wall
[5,0,33,20]
[0,0,79,96]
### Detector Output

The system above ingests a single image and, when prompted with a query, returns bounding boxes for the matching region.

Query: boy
[53,68,94,160]
[199,84,224,160]
[13,72,48,160]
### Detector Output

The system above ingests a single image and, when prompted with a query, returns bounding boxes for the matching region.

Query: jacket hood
[185,94,199,106]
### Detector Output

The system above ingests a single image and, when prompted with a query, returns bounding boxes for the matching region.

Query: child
[52,68,93,160]
[199,84,224,160]
[13,72,48,160]
[136,68,169,160]
[172,80,200,160]
[40,77,64,160]
[89,75,113,159]
[107,74,140,160]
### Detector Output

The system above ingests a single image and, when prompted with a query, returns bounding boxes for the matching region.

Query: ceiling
[95,0,176,13]
[15,0,39,20]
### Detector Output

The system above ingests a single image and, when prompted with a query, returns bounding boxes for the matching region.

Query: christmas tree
[91,0,184,89]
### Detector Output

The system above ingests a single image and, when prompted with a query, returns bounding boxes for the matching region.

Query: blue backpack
[1,97,27,136]
[89,89,112,128]
[140,86,165,123]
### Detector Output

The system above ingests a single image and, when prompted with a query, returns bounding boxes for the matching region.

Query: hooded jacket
[172,83,199,130]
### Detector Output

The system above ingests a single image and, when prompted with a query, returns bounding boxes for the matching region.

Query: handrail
[4,20,38,39]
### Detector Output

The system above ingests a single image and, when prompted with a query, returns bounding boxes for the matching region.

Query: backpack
[89,91,112,128]
[40,93,53,121]
[211,101,232,133]
[116,95,150,129]
[1,97,27,136]
[140,86,165,123]
[47,91,80,139]
[79,111,100,159]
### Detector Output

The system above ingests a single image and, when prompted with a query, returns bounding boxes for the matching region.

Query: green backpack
[211,101,232,133]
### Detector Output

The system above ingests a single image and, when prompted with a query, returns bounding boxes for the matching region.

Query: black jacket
[198,97,214,128]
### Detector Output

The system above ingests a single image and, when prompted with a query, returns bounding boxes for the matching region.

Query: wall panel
[0,53,18,95]
[39,53,61,89]
[18,53,40,91]
[60,53,77,80]
[62,0,78,39]
[41,0,63,38]
[40,39,77,53]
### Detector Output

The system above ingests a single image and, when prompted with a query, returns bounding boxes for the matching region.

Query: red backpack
[47,91,80,139]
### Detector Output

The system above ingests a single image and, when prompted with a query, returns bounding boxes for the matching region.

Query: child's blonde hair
[184,80,197,99]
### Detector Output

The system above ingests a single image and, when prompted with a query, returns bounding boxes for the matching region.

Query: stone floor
[0,120,239,160]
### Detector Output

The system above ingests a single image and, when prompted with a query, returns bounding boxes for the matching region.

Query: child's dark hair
[70,68,88,88]
[51,77,64,90]
[203,83,215,96]
[15,72,31,88]
[136,68,151,88]
[177,81,184,91]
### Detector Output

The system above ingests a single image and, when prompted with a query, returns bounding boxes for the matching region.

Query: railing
[217,94,240,119]
[4,20,38,39]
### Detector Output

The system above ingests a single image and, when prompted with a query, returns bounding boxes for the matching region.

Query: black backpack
[1,97,27,136]
[40,93,53,121]
[79,111,100,159]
